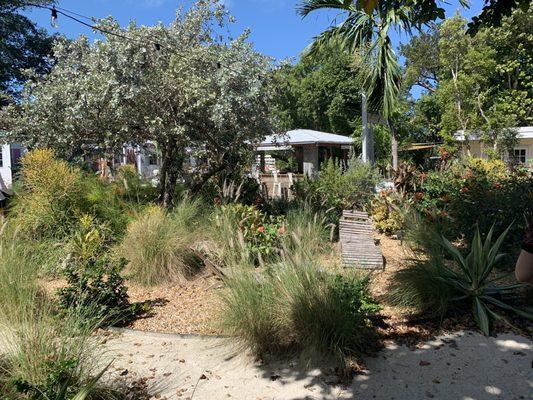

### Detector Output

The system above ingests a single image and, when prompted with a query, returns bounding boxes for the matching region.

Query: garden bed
[39,233,533,341]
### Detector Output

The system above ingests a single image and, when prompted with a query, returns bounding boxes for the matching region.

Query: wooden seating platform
[339,210,384,269]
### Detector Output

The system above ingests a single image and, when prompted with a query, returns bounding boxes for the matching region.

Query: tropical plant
[389,224,533,335]
[297,0,449,169]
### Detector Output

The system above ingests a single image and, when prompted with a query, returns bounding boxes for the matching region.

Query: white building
[0,143,24,189]
[455,126,533,168]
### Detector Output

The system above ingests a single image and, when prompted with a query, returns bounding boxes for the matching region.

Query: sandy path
[102,329,533,400]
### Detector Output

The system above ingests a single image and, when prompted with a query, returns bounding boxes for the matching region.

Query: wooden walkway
[339,210,384,269]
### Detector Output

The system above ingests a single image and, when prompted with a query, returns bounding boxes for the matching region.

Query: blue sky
[24,0,484,62]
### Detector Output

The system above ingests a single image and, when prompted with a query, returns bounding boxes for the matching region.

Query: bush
[115,164,158,205]
[11,149,83,238]
[219,259,379,364]
[214,204,286,265]
[119,200,204,286]
[388,224,533,334]
[57,216,140,326]
[413,158,533,253]
[371,189,411,235]
[293,157,380,225]
[0,226,121,400]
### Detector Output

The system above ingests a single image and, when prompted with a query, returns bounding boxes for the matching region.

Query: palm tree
[298,0,446,170]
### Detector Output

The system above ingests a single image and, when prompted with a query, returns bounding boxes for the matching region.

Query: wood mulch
[39,233,532,342]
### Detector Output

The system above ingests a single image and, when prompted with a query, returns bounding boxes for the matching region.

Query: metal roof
[258,129,354,150]
[455,126,533,141]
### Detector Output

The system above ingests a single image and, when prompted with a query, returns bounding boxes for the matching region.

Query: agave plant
[438,225,533,335]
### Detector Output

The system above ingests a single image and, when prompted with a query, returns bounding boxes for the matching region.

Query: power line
[22,2,260,77]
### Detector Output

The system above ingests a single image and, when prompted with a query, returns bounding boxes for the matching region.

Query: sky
[24,0,485,63]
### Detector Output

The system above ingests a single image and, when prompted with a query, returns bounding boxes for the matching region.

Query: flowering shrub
[220,203,286,262]
[413,158,532,252]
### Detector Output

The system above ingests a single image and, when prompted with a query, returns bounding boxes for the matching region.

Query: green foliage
[119,201,204,286]
[12,149,84,238]
[0,0,54,106]
[215,203,285,264]
[57,216,140,327]
[115,164,159,205]
[219,259,379,363]
[0,225,120,400]
[272,47,364,136]
[413,158,533,252]
[389,225,533,335]
[294,157,380,224]
[371,189,410,235]
[2,1,275,204]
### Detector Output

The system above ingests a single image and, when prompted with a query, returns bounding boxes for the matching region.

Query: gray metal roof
[259,129,354,148]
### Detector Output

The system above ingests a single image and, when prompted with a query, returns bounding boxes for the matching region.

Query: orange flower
[415,192,424,200]
[257,226,265,233]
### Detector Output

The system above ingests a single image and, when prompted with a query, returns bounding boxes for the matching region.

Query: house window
[513,148,527,164]
[148,152,158,166]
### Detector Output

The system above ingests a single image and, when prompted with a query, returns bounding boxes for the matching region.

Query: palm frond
[297,0,354,17]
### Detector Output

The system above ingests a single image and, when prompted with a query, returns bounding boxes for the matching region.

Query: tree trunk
[158,140,183,208]
[361,92,374,165]
[387,117,398,171]
[189,163,227,195]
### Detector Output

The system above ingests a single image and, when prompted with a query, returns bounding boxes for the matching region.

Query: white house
[455,126,533,168]
[256,129,354,177]
[0,143,24,189]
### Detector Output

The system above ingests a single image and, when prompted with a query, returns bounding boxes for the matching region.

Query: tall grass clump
[119,199,205,286]
[0,226,121,400]
[219,257,379,365]
[281,208,333,263]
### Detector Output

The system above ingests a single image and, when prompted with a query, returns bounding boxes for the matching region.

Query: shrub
[12,149,83,238]
[115,164,158,205]
[0,227,121,400]
[58,216,140,326]
[388,225,533,334]
[219,259,379,364]
[293,157,380,225]
[371,189,411,235]
[119,200,204,286]
[214,204,285,265]
[413,158,533,253]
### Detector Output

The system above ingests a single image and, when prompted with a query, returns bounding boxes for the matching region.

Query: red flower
[460,187,469,194]
[493,182,502,190]
[257,226,265,233]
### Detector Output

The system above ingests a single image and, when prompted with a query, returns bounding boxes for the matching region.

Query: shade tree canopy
[2,0,275,206]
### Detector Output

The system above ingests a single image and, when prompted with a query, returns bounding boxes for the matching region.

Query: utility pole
[361,92,374,165]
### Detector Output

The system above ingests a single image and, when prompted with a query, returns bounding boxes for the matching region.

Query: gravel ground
[126,273,223,335]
